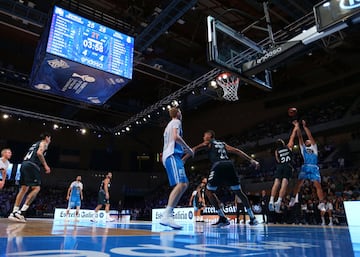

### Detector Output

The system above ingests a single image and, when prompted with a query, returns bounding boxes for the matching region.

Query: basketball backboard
[206,16,272,91]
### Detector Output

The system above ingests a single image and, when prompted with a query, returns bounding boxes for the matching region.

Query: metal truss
[0,104,113,133]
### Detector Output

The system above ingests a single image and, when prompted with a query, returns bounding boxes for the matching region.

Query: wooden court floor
[0,218,359,257]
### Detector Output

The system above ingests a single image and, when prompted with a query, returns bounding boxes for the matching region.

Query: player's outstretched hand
[302,120,307,127]
[292,120,299,127]
[250,159,260,170]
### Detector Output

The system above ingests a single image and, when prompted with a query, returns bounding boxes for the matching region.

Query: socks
[295,194,299,203]
[20,204,29,212]
[247,208,255,219]
[13,206,19,213]
[217,208,226,217]
[164,206,174,216]
[276,197,282,204]
[270,196,274,203]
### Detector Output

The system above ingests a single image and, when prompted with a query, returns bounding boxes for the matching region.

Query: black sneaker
[212,216,230,227]
[249,218,258,226]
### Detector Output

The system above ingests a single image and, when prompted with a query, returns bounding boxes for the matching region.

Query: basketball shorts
[207,160,240,191]
[274,164,293,180]
[19,161,41,186]
[98,189,110,205]
[298,164,321,182]
[68,197,81,209]
[164,154,188,186]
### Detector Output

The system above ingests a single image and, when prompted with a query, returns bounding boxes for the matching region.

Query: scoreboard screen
[314,0,360,32]
[46,6,134,79]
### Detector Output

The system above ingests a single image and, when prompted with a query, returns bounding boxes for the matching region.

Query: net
[216,72,240,101]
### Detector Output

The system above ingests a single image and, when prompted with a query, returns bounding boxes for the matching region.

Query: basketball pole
[262,1,275,46]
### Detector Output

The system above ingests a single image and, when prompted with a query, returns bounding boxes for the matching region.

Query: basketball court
[1,218,359,256]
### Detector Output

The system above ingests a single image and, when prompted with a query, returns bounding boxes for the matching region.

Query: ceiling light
[2,114,9,119]
[209,80,217,88]
[80,128,87,135]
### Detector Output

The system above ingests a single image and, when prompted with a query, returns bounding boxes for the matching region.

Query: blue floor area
[1,220,359,257]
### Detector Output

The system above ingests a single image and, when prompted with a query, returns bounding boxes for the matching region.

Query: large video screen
[314,0,360,32]
[47,6,134,79]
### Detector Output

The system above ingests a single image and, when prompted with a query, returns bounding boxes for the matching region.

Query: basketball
[288,107,297,117]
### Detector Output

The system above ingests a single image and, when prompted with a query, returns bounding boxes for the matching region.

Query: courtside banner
[152,207,195,223]
[54,208,106,222]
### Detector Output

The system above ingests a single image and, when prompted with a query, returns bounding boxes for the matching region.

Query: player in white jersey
[66,175,83,221]
[0,148,12,190]
[160,107,193,229]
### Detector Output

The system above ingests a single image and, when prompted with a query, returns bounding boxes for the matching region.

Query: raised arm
[302,120,316,145]
[287,120,299,149]
[225,144,259,169]
[297,123,305,146]
[183,141,209,162]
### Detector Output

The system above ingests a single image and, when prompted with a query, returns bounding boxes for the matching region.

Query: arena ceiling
[0,0,359,133]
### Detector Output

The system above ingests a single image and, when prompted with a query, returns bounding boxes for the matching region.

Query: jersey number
[24,150,34,161]
[281,156,291,163]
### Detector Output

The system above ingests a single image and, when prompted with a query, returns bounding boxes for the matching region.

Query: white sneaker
[328,222,333,226]
[268,202,274,212]
[274,202,281,213]
[318,202,326,212]
[289,197,296,207]
[321,222,325,226]
[8,212,26,223]
[90,218,97,222]
[106,218,115,222]
[160,215,182,229]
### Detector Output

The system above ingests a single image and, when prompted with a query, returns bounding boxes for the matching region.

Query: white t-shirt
[0,158,10,179]
[162,119,183,165]
[325,202,333,211]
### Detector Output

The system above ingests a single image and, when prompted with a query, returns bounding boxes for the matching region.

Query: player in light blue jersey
[289,120,325,212]
[66,175,83,221]
[160,107,193,229]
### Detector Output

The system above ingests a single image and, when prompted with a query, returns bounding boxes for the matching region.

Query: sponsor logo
[54,208,106,221]
[256,47,282,64]
[340,0,360,10]
[202,205,239,215]
[152,208,194,222]
[47,59,69,69]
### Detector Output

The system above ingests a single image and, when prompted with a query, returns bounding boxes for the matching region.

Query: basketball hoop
[216,72,240,101]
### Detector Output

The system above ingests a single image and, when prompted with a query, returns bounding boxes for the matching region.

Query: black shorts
[274,164,293,180]
[207,161,239,190]
[98,190,110,205]
[20,161,41,186]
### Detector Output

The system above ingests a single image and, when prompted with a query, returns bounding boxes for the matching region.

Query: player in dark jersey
[189,178,207,222]
[268,121,298,213]
[8,132,51,222]
[188,130,260,226]
[91,172,115,222]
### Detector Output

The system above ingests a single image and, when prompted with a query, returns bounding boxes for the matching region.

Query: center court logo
[7,242,320,257]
